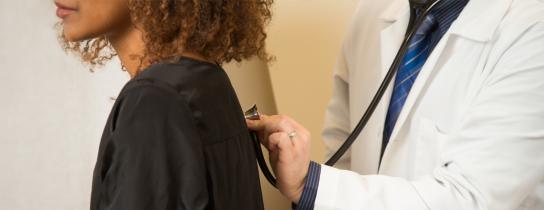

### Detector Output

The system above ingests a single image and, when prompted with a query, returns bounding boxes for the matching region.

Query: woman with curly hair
[54,0,272,209]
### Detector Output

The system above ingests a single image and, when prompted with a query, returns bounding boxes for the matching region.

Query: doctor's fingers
[267,129,309,159]
[269,115,311,147]
[264,115,309,138]
[246,117,269,146]
[247,115,311,148]
[267,132,295,158]
[266,115,311,152]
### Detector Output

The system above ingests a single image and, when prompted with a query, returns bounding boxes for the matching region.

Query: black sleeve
[104,85,208,210]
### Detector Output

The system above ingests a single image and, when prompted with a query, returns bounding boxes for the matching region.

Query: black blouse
[90,57,264,210]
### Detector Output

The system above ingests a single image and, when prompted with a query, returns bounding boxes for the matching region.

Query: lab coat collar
[379,0,512,42]
[379,0,409,22]
[449,0,512,42]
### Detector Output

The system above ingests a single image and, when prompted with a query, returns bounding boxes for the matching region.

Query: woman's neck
[108,25,145,78]
[108,26,213,79]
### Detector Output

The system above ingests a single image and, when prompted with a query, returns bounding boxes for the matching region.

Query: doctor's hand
[246,115,312,204]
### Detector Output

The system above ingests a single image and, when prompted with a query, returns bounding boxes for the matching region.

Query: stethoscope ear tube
[246,0,443,188]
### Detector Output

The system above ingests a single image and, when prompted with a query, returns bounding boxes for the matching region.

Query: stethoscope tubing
[251,130,277,187]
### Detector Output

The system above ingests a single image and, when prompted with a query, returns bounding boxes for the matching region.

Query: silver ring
[288,131,297,140]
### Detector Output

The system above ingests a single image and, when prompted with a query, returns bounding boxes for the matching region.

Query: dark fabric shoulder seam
[119,78,181,101]
[114,78,206,141]
[115,80,191,117]
[111,80,203,142]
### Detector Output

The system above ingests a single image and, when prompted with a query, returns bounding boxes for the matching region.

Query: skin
[247,115,312,204]
[55,0,207,78]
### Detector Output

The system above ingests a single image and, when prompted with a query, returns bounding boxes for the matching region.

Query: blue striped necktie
[383,14,438,145]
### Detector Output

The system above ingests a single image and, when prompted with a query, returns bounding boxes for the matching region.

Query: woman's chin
[63,30,93,42]
[62,24,96,42]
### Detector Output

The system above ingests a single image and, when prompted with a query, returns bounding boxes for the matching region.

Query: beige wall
[224,59,287,210]
[267,0,360,163]
[226,0,360,209]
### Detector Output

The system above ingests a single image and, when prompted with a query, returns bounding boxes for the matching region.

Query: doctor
[247,0,544,209]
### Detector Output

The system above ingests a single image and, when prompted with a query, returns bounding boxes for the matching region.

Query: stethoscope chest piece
[244,104,261,121]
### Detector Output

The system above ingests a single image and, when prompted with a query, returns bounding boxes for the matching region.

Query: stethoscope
[246,0,443,188]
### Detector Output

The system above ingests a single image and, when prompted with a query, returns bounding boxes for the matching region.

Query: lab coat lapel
[378,0,410,143]
[379,0,410,81]
[386,0,513,144]
[387,34,452,144]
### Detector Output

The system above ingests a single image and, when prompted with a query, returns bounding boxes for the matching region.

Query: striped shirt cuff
[293,161,321,210]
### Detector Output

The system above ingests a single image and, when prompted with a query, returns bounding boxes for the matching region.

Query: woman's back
[91,57,264,210]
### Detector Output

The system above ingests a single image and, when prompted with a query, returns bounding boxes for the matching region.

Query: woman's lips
[55,2,77,19]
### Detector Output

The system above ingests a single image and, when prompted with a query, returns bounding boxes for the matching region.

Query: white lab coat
[319,0,544,209]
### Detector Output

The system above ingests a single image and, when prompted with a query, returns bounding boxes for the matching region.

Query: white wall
[0,1,129,209]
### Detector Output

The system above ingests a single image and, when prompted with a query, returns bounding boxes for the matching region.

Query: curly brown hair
[61,0,273,72]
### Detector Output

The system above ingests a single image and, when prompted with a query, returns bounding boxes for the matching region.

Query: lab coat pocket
[414,118,449,176]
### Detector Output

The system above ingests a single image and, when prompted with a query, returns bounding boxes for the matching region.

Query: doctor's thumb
[246,114,271,131]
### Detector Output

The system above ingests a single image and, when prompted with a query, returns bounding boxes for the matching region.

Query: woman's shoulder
[134,57,227,91]
[115,56,240,116]
[121,57,238,106]
[111,56,246,144]
[115,80,190,121]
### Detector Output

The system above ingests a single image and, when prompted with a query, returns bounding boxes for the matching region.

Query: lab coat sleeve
[314,23,544,210]
[105,86,209,210]
[322,43,352,170]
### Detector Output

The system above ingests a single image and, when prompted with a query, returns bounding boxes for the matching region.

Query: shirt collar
[379,0,512,42]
